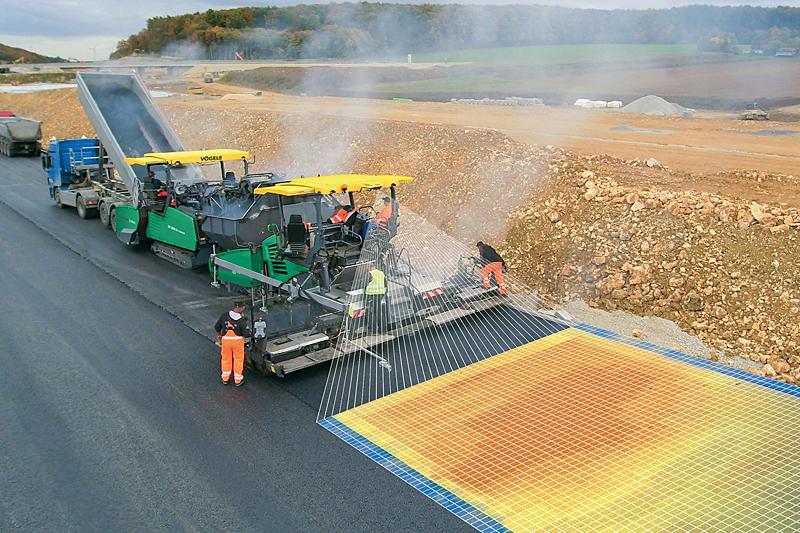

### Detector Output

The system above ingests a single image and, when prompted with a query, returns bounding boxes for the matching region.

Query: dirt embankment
[501,155,800,383]
[4,88,799,383]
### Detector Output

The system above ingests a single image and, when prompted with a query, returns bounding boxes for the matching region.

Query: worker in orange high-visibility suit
[374,196,393,227]
[477,241,508,295]
[214,301,251,387]
[329,205,357,225]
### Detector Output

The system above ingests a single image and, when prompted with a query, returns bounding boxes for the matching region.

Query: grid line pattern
[575,323,800,398]
[319,417,510,532]
[322,326,800,532]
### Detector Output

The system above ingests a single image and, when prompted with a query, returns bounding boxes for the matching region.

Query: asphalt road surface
[0,156,467,531]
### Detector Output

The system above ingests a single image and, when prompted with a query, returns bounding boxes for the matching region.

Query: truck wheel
[76,196,97,219]
[99,201,111,227]
[110,206,117,233]
[54,189,65,208]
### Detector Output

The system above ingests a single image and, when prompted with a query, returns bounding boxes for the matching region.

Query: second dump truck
[0,114,41,156]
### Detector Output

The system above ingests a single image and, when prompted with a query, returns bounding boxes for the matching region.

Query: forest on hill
[0,43,62,63]
[112,3,800,60]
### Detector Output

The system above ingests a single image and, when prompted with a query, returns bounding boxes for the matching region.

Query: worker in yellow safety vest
[364,268,386,333]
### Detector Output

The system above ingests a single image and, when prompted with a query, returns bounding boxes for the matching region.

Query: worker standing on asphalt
[214,301,250,387]
[477,241,508,295]
[365,266,387,333]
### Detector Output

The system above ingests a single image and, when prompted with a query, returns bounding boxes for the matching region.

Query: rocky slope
[501,154,799,384]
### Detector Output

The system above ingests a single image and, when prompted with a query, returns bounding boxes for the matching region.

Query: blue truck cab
[44,137,101,193]
[43,138,108,219]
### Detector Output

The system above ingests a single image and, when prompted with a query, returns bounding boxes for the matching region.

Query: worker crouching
[215,301,251,387]
[477,241,508,296]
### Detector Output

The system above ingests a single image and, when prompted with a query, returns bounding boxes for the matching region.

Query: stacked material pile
[621,95,694,117]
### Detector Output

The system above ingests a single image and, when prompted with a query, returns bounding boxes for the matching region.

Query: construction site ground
[2,85,799,386]
[176,81,800,176]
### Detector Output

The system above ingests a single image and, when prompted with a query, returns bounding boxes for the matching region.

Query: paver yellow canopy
[254,174,413,196]
[124,149,250,166]
[321,324,800,531]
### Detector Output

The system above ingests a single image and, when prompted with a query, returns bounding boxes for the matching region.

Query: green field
[411,43,701,64]
[224,43,795,109]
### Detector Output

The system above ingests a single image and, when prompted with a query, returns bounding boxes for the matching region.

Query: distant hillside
[112,3,800,60]
[0,43,62,63]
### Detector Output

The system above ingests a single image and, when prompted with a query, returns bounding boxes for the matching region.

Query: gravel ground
[562,299,760,371]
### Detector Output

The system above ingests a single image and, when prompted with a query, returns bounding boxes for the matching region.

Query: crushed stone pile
[621,95,694,117]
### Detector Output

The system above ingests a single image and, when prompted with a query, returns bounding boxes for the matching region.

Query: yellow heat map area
[335,328,800,531]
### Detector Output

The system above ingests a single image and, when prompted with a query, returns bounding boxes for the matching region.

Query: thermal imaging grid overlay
[321,326,800,532]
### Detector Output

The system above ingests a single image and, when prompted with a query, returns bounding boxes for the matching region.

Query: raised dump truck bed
[0,116,41,156]
[76,72,204,204]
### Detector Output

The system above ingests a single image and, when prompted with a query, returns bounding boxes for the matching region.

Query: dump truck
[49,71,509,376]
[0,115,41,156]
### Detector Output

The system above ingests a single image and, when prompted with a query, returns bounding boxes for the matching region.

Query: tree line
[111,4,800,60]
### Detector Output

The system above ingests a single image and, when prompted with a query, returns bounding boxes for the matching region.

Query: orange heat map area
[322,327,800,532]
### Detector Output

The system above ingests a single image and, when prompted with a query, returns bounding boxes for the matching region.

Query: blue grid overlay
[318,416,510,533]
[574,322,800,399]
[321,324,800,531]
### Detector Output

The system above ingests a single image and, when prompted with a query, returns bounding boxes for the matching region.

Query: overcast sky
[1,0,796,60]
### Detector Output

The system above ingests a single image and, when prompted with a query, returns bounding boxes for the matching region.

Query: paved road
[0,156,466,531]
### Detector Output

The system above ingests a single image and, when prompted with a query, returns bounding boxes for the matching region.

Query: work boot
[234,378,245,388]
[221,379,230,385]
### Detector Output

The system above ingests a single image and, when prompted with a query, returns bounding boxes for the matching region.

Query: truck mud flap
[118,227,138,246]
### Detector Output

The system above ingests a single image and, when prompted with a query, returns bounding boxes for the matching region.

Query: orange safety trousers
[481,262,508,295]
[220,331,245,384]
